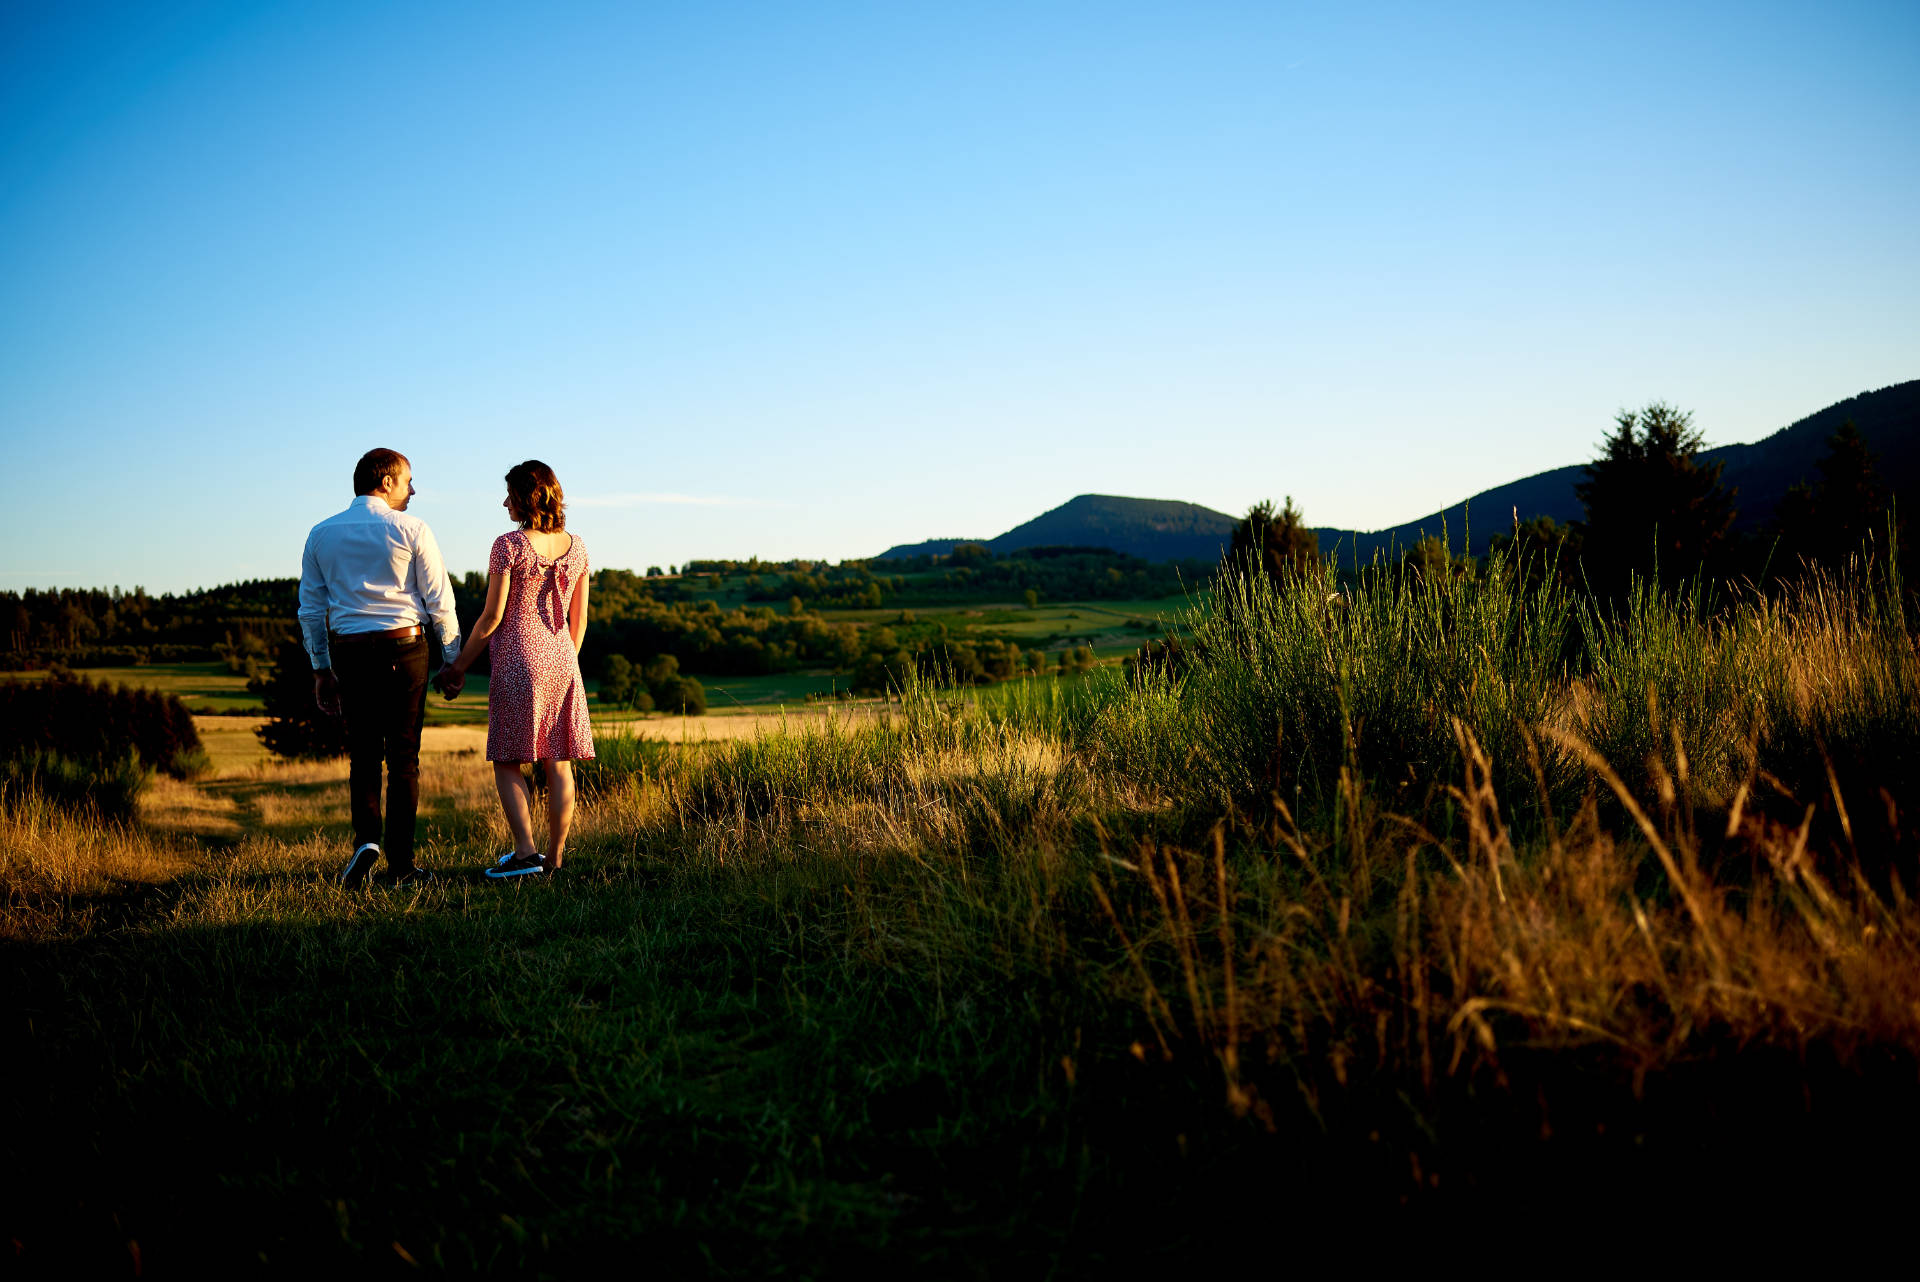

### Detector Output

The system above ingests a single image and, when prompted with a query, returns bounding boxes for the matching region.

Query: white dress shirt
[298,495,462,670]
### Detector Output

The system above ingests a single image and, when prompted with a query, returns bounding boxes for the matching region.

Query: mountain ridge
[876,380,1920,564]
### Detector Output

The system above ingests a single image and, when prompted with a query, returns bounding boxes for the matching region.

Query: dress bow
[547,559,571,628]
[528,534,571,629]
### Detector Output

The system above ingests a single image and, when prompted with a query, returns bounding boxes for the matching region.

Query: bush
[600,654,636,705]
[250,639,349,760]
[171,748,216,781]
[0,750,148,820]
[655,675,707,716]
[1055,645,1095,676]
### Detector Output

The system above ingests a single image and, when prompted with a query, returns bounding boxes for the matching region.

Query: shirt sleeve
[412,521,462,657]
[297,528,332,670]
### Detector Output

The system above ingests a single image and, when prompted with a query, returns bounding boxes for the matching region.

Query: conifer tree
[1770,420,1903,574]
[1229,497,1319,581]
[1575,402,1737,600]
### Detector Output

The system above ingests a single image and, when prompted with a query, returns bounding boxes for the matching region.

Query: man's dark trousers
[332,634,430,872]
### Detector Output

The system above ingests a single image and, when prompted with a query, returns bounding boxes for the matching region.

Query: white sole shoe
[339,843,380,888]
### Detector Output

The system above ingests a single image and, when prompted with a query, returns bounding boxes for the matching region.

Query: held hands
[434,665,466,701]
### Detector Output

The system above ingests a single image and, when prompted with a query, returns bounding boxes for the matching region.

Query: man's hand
[434,667,465,701]
[314,668,342,717]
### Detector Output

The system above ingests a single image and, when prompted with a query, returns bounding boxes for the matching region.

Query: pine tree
[1229,497,1319,581]
[1770,420,1902,575]
[1574,403,1737,600]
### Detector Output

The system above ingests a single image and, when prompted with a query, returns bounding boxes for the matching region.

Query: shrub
[655,675,707,716]
[600,654,636,705]
[171,748,216,781]
[0,750,148,820]
[250,639,349,760]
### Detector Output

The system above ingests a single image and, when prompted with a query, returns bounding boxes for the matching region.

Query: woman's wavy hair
[505,460,566,533]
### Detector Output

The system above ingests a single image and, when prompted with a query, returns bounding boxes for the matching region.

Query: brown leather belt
[332,625,424,645]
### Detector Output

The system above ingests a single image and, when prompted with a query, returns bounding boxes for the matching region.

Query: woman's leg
[493,762,539,857]
[542,759,576,867]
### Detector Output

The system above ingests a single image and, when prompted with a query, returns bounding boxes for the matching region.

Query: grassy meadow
[7,555,1920,1272]
[5,662,264,715]
[45,585,1190,725]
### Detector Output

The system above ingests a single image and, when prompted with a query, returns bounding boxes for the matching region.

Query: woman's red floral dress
[485,530,594,762]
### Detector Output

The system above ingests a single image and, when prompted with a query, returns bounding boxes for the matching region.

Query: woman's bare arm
[449,571,511,675]
[568,569,590,655]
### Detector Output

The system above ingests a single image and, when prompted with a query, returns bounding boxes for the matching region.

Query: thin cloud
[571,492,774,510]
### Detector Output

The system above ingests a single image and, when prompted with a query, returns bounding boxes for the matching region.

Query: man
[298,448,462,887]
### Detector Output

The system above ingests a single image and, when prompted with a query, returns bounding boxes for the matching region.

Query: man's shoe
[339,843,380,888]
[485,852,547,879]
[388,866,435,887]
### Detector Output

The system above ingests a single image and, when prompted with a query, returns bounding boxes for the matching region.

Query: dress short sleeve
[489,532,520,575]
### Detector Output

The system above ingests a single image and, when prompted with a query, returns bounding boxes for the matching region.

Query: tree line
[0,580,297,670]
[760,547,1205,610]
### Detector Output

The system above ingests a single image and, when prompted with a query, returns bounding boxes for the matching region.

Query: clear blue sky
[3,0,1915,592]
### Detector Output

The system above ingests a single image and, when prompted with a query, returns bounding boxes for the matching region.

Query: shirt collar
[352,495,392,513]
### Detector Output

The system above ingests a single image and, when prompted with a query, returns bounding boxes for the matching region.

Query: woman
[441,460,593,877]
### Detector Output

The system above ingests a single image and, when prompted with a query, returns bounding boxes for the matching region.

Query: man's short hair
[354,449,409,496]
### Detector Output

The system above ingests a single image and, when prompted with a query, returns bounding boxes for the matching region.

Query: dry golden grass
[0,795,194,939]
[1082,722,1920,1133]
[140,774,245,842]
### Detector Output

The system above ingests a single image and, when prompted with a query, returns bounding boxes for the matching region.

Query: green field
[810,593,1190,652]
[692,668,847,708]
[23,662,500,724]
[46,594,1185,725]
[15,663,260,714]
[192,718,276,775]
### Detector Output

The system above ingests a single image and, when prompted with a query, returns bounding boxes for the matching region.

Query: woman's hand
[442,569,510,694]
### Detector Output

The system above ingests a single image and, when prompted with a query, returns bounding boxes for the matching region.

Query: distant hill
[875,537,993,561]
[876,381,1919,566]
[1710,381,1920,535]
[877,494,1238,563]
[1315,379,1920,562]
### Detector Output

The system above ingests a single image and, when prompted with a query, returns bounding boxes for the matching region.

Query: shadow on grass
[8,885,1916,1274]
